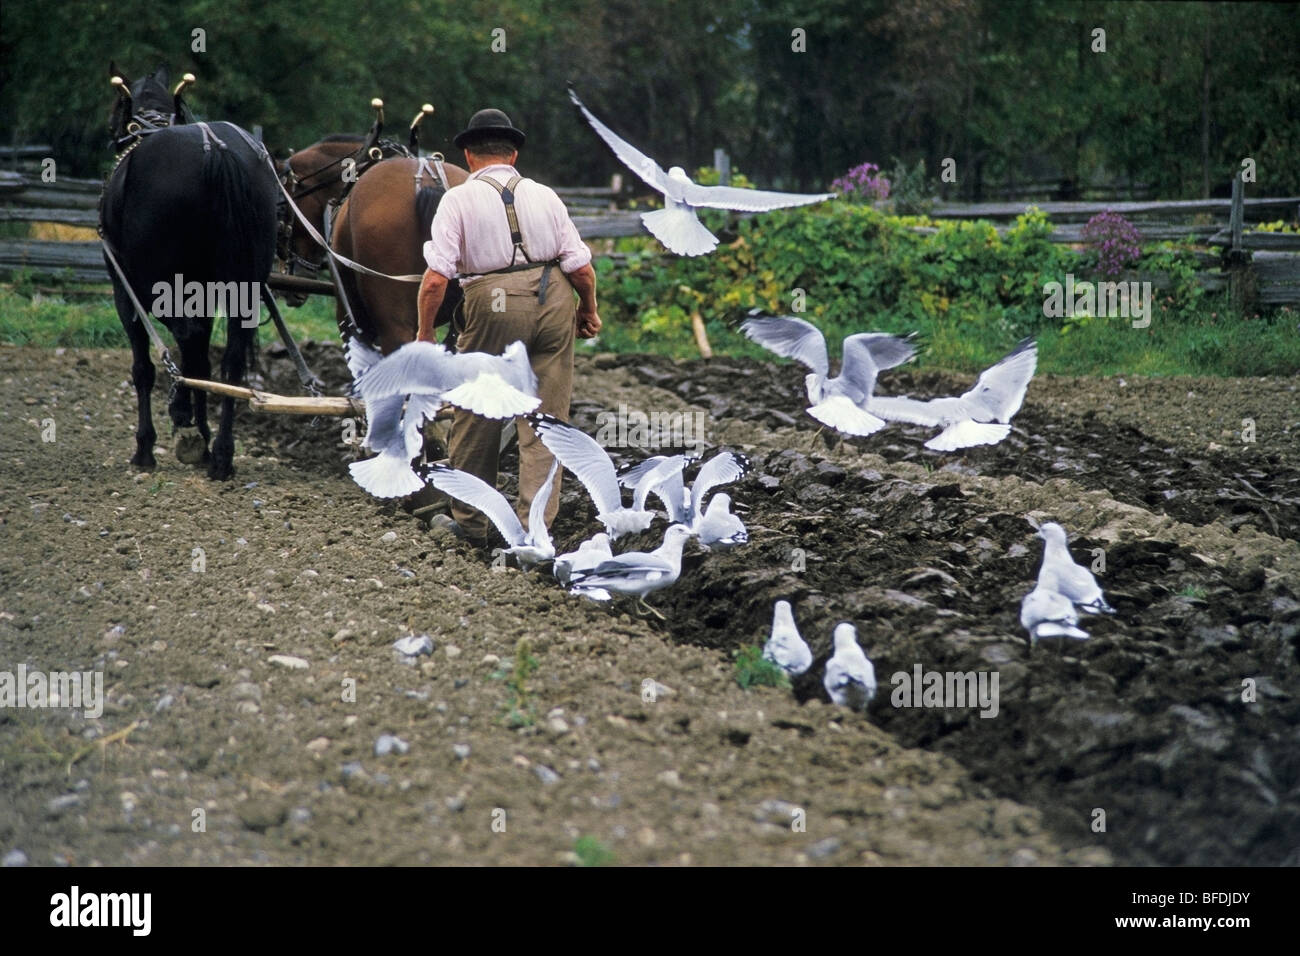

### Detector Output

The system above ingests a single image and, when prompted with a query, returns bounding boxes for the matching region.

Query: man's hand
[576,306,602,339]
[417,269,450,342]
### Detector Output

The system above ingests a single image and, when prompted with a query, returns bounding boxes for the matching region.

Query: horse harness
[476,174,560,304]
[415,153,451,193]
[276,135,405,282]
[112,104,184,154]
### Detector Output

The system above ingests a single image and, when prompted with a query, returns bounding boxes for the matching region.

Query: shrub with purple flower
[1082,210,1142,276]
[831,162,891,202]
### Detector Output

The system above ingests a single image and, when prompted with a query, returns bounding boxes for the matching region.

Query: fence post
[1225,172,1256,315]
[714,148,730,186]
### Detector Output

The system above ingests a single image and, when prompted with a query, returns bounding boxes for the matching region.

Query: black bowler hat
[453,108,526,150]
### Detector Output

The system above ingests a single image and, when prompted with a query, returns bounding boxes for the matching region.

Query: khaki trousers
[448,265,574,541]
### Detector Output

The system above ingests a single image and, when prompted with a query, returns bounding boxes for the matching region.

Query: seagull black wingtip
[526,411,567,430]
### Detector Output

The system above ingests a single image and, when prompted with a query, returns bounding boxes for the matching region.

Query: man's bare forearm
[417,269,450,342]
[566,263,602,338]
[566,263,598,313]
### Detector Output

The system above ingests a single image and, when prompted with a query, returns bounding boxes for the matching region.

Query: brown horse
[275,134,410,306]
[330,156,469,354]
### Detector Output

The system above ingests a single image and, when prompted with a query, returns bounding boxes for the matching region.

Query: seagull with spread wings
[569,89,834,256]
[740,313,918,437]
[616,450,748,527]
[525,413,671,539]
[347,340,540,498]
[426,459,560,567]
[868,338,1038,451]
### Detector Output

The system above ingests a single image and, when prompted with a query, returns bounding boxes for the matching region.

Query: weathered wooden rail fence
[3,144,1298,305]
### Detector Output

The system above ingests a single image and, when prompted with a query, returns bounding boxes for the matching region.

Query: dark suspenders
[478,173,558,302]
[480,174,530,266]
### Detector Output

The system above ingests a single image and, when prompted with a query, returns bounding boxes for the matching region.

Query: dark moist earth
[2,341,1297,866]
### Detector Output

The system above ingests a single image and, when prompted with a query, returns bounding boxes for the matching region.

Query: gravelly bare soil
[1,340,1297,866]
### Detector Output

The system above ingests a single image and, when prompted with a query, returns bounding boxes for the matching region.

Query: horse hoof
[174,428,208,465]
[130,453,157,470]
[207,461,234,481]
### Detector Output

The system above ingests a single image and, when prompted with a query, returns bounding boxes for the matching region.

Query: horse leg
[114,281,157,469]
[174,330,213,466]
[168,338,195,429]
[209,320,246,481]
[208,393,237,480]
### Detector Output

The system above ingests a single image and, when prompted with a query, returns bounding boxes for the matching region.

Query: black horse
[101,64,278,479]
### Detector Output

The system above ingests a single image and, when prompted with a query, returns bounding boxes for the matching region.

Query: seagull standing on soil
[1020,571,1092,646]
[823,623,877,710]
[740,313,918,437]
[426,459,559,567]
[868,338,1038,451]
[1035,521,1116,614]
[567,524,694,618]
[569,90,834,256]
[347,340,540,498]
[693,493,748,550]
[553,532,614,599]
[762,600,813,676]
[526,413,665,538]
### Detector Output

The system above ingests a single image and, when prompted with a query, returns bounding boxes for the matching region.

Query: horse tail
[414,184,443,242]
[201,125,270,375]
[337,251,372,348]
[414,184,463,338]
[330,201,376,350]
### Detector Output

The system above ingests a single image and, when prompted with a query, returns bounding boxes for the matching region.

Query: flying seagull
[567,524,694,618]
[347,340,540,498]
[525,413,666,538]
[349,392,444,499]
[740,313,918,436]
[426,459,559,567]
[344,336,383,382]
[354,340,539,419]
[869,338,1038,451]
[1020,572,1091,646]
[762,600,813,677]
[823,623,877,711]
[1035,521,1116,614]
[344,335,439,497]
[569,89,834,256]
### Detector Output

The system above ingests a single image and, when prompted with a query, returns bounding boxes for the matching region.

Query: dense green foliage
[596,204,1199,348]
[2,1,1296,197]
